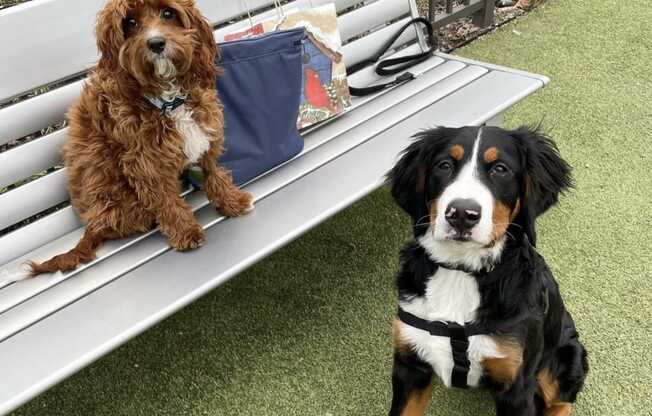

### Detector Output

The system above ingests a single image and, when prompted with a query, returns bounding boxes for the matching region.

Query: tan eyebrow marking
[449,145,464,161]
[484,147,499,163]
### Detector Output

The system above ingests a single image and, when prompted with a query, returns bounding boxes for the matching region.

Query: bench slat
[0,170,68,231]
[338,0,409,42]
[202,0,363,24]
[0,61,487,340]
[0,0,101,103]
[0,82,82,145]
[0,208,80,269]
[0,131,66,189]
[0,67,546,414]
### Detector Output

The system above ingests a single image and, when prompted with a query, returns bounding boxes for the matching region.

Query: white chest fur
[398,268,502,388]
[170,105,212,164]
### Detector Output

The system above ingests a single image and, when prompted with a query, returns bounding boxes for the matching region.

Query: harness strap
[433,261,493,276]
[448,322,471,389]
[397,307,535,389]
[397,308,478,389]
[397,308,487,337]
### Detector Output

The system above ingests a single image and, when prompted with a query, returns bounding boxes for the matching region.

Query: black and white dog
[387,126,588,416]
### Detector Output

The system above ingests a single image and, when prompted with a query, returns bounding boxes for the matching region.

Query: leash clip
[396,72,416,83]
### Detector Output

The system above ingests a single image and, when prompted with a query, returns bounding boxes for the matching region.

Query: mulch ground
[417,0,529,52]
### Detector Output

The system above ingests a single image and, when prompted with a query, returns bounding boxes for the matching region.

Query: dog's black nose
[445,199,482,231]
[147,37,166,54]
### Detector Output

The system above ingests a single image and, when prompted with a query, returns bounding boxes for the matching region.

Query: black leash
[348,17,438,97]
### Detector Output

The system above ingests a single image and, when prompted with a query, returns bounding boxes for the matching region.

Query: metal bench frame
[0,0,548,413]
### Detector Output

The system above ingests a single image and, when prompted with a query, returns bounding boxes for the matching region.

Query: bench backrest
[0,0,425,266]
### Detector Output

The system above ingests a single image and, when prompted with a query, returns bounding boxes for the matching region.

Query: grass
[11,0,652,414]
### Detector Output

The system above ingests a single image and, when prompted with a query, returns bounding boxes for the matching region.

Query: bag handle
[242,0,255,27]
[348,17,438,97]
[274,0,285,20]
[241,0,287,27]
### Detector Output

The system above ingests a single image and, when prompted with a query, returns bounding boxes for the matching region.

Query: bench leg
[473,0,495,28]
[485,112,504,127]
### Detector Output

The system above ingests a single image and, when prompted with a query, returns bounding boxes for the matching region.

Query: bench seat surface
[0,0,548,413]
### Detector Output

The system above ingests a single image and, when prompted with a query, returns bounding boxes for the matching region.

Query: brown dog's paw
[217,190,254,217]
[169,223,205,251]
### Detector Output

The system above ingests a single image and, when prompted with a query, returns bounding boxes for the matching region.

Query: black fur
[389,127,461,238]
[396,242,439,299]
[389,351,434,415]
[386,126,587,416]
[510,127,573,244]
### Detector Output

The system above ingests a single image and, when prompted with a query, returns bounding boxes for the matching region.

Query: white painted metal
[0,130,66,189]
[0,207,80,267]
[0,169,68,231]
[437,52,550,84]
[485,112,505,127]
[212,0,364,42]
[338,0,409,41]
[408,0,428,50]
[0,82,81,145]
[0,0,101,102]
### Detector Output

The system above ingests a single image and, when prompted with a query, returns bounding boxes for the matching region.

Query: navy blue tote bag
[188,27,305,187]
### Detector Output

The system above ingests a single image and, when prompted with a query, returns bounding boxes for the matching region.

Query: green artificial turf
[12,0,652,414]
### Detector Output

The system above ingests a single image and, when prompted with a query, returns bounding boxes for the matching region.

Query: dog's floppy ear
[96,1,127,69]
[511,126,573,244]
[387,128,452,236]
[183,2,219,88]
[388,138,428,223]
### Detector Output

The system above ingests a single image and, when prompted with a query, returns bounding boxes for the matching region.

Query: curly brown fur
[30,0,252,277]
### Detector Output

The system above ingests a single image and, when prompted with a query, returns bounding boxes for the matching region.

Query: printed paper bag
[226,3,352,130]
[265,4,351,129]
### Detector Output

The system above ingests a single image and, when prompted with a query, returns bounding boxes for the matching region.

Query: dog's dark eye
[490,163,511,176]
[123,16,138,32]
[437,160,453,172]
[161,8,176,20]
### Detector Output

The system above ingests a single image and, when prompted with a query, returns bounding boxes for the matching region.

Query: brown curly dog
[30,0,253,276]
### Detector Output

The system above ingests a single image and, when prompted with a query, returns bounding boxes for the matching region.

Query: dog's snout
[147,36,166,54]
[445,199,482,231]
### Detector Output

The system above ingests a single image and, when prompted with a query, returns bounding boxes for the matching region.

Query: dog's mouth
[450,234,472,242]
[151,55,177,80]
[442,227,474,242]
[440,227,491,247]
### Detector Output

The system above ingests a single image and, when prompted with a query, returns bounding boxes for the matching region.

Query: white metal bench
[0,0,549,413]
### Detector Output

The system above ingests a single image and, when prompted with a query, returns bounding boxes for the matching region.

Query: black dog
[387,126,588,416]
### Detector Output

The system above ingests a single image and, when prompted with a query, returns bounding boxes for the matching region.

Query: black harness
[397,259,549,389]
